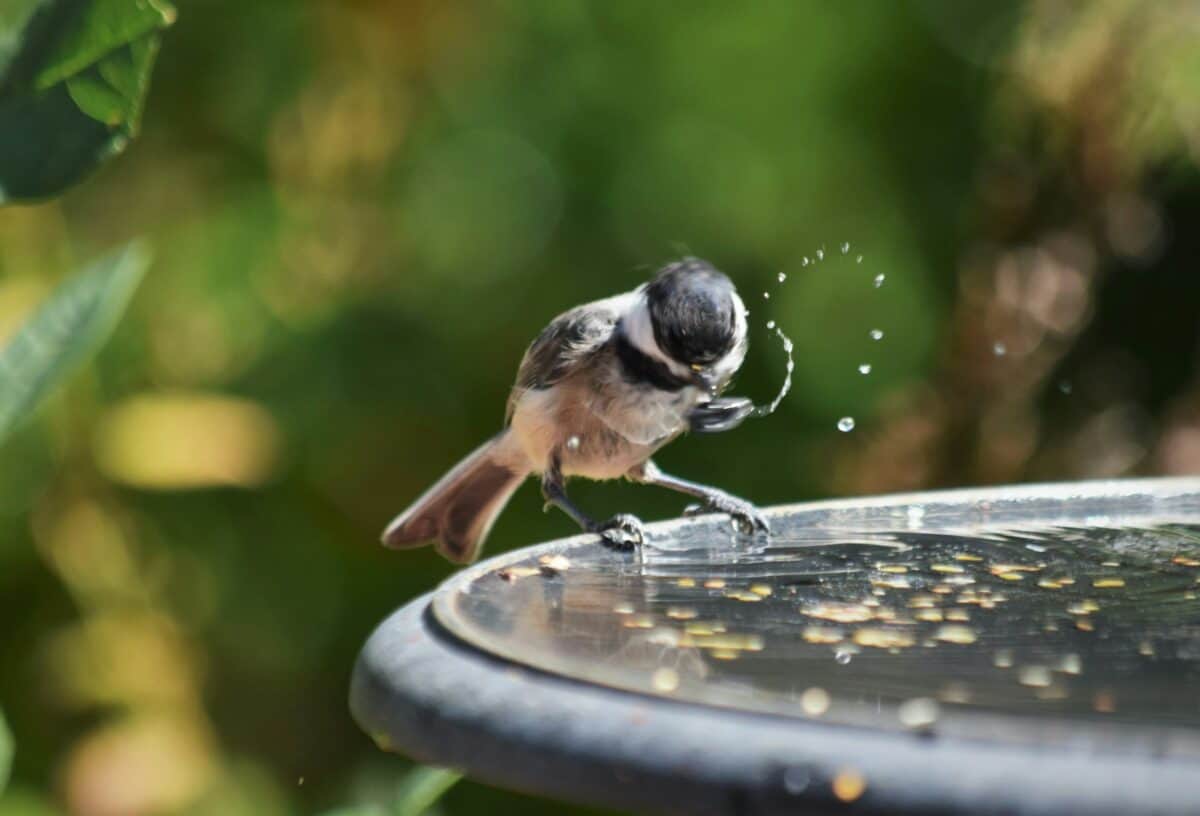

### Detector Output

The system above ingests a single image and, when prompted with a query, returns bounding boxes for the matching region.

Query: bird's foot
[684,493,769,535]
[593,513,645,551]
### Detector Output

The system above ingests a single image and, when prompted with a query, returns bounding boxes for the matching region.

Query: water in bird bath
[435,482,1200,755]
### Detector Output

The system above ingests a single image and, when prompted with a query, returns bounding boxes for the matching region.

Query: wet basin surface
[434,482,1200,752]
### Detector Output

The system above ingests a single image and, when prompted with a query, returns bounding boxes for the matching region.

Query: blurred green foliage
[1,1,1200,814]
[0,241,147,444]
[0,709,10,795]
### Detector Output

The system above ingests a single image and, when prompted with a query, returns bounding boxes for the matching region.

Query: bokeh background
[3,1,1200,813]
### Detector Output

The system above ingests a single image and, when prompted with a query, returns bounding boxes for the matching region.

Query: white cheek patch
[710,290,749,385]
[621,291,693,380]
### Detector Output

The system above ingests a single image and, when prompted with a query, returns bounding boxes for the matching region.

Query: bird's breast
[508,376,702,480]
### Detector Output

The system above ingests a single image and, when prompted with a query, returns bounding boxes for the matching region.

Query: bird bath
[351,478,1200,815]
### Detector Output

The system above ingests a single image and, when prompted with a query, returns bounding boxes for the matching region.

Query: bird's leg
[541,454,644,550]
[627,459,769,534]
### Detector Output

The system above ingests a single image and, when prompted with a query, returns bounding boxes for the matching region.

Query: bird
[381,257,768,564]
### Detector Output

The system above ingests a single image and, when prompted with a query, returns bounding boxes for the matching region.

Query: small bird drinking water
[382,258,767,564]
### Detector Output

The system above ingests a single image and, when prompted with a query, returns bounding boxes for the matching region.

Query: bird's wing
[505,294,628,423]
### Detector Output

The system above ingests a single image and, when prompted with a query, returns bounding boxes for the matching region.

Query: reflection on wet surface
[434,489,1200,753]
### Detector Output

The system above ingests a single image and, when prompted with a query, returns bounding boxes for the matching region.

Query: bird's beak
[691,366,720,395]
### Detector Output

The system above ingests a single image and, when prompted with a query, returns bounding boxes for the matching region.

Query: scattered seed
[897,697,940,729]
[1018,665,1053,688]
[853,628,915,649]
[934,625,977,645]
[1057,654,1082,675]
[802,626,845,644]
[832,770,866,803]
[805,603,875,623]
[539,554,571,571]
[800,687,831,716]
[652,667,679,692]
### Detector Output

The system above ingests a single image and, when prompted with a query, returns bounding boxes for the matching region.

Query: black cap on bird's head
[645,258,740,370]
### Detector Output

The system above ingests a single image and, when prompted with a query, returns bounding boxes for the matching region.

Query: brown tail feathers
[381,432,526,564]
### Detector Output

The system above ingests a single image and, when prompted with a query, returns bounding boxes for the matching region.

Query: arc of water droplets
[751,245,853,419]
[752,325,794,418]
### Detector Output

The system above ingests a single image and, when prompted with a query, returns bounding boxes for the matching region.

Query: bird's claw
[594,513,645,551]
[686,493,770,536]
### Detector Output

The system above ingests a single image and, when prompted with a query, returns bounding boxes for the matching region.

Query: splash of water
[751,325,795,418]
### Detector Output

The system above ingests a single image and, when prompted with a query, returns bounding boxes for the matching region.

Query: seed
[800,687,831,716]
[934,625,977,645]
[652,668,679,692]
[897,697,940,729]
[1018,665,1052,688]
[832,770,866,803]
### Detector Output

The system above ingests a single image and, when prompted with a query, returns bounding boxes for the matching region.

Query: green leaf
[393,767,462,816]
[66,33,158,127]
[0,707,11,795]
[32,0,174,91]
[0,241,149,446]
[0,0,175,203]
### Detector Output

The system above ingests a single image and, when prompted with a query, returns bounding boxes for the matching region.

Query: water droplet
[993,342,1007,356]
[801,257,810,266]
[777,272,787,283]
[1059,380,1073,394]
[783,766,812,794]
[869,329,884,341]
[762,291,770,299]
[841,242,850,254]
[856,255,863,264]
[815,249,825,261]
[835,649,853,665]
[873,273,885,288]
[566,435,581,451]
[837,417,855,433]
[858,363,872,375]
[766,320,776,329]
